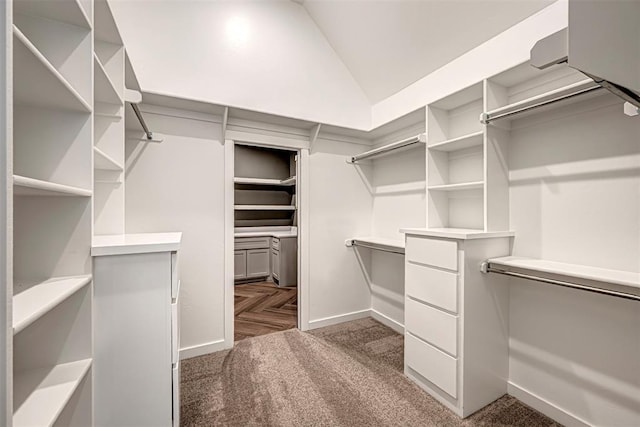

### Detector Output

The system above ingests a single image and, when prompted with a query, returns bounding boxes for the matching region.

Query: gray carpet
[181,318,560,426]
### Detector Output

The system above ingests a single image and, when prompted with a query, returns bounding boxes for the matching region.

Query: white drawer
[406,333,457,399]
[172,360,180,427]
[406,262,458,313]
[235,237,270,250]
[272,237,280,250]
[171,252,180,301]
[406,236,458,271]
[406,298,457,356]
[171,281,180,365]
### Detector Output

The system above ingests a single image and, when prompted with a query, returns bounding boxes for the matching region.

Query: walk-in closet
[1,0,639,426]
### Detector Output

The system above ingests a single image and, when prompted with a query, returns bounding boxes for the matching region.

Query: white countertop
[401,227,515,240]
[234,227,297,239]
[92,232,182,256]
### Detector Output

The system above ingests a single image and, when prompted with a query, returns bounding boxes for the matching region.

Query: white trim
[507,382,591,427]
[226,130,309,150]
[298,149,310,331]
[307,309,371,330]
[370,309,405,334]
[179,339,228,360]
[223,141,235,349]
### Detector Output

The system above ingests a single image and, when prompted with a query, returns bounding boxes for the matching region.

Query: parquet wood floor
[234,281,297,342]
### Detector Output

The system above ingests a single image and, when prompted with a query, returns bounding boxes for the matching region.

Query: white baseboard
[307,309,371,330]
[371,309,404,334]
[508,382,590,427]
[180,338,229,360]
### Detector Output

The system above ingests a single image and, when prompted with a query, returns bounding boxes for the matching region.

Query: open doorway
[232,143,299,341]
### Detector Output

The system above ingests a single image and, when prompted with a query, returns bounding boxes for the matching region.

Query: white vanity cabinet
[92,233,182,427]
[235,237,271,281]
[402,229,513,417]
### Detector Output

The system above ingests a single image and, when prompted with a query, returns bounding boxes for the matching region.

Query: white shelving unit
[234,205,296,211]
[9,0,95,425]
[234,176,296,186]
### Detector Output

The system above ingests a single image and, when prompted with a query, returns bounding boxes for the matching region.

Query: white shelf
[94,146,123,171]
[13,359,92,427]
[14,175,92,197]
[487,256,640,290]
[92,232,182,256]
[94,53,123,106]
[13,26,91,113]
[401,228,515,240]
[346,236,405,253]
[234,176,296,186]
[428,131,484,152]
[13,275,92,334]
[428,181,484,192]
[14,0,92,31]
[234,205,296,211]
[483,79,602,123]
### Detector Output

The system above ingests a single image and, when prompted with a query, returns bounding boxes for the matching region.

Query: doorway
[231,143,300,341]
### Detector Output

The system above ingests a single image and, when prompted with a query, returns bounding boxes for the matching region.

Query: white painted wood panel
[406,236,458,271]
[405,333,457,398]
[405,298,458,356]
[405,262,458,313]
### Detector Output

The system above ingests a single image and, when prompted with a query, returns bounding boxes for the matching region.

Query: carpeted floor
[181,318,560,426]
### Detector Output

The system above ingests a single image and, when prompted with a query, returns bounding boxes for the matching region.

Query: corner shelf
[13,26,92,113]
[94,146,123,171]
[428,181,484,192]
[13,0,92,31]
[234,205,296,211]
[13,359,92,427]
[14,175,92,197]
[13,275,92,334]
[428,131,483,152]
[94,53,123,106]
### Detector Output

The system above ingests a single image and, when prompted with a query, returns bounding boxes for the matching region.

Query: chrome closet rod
[130,103,154,140]
[350,240,405,255]
[483,264,640,302]
[348,134,425,164]
[481,84,604,124]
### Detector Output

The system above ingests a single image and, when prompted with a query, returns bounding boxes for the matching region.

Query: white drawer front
[272,237,280,250]
[172,360,180,427]
[406,236,458,271]
[235,237,270,250]
[406,333,457,399]
[406,298,457,356]
[171,281,180,365]
[406,262,458,313]
[171,252,180,301]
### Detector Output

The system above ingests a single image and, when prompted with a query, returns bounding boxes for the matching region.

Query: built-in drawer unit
[406,236,458,271]
[406,333,457,398]
[406,298,457,356]
[235,237,270,250]
[406,262,458,313]
[272,237,280,250]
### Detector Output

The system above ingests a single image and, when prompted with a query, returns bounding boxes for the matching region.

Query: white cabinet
[403,231,512,417]
[271,248,280,280]
[246,249,270,278]
[92,233,181,427]
[234,250,247,280]
[235,237,271,282]
[271,236,297,287]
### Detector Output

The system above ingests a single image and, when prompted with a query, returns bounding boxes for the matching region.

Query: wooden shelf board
[484,79,602,122]
[13,359,92,427]
[94,53,123,106]
[14,0,92,31]
[234,177,296,186]
[234,205,296,211]
[428,181,484,192]
[13,26,92,113]
[14,175,92,197]
[94,146,123,171]
[428,131,484,152]
[487,256,640,290]
[13,275,92,334]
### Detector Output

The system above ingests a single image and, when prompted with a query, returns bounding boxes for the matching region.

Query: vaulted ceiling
[301,0,556,102]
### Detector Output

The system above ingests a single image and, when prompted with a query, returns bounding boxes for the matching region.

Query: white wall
[110,0,371,129]
[124,109,226,356]
[508,94,640,426]
[307,139,373,327]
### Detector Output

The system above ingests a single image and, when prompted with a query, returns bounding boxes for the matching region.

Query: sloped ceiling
[302,0,556,102]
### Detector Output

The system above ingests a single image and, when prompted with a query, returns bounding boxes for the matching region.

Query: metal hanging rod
[347,133,426,164]
[346,239,405,255]
[480,84,604,124]
[481,262,640,302]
